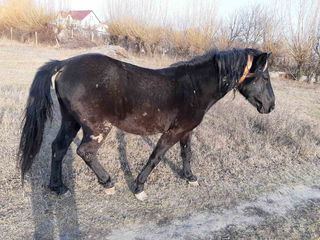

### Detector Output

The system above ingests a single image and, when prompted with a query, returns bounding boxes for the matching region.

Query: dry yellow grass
[108,19,214,55]
[104,0,217,55]
[0,0,53,32]
[108,18,165,46]
[0,41,320,239]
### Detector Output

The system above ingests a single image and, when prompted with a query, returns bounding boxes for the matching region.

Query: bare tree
[217,11,242,49]
[217,2,283,64]
[285,0,320,80]
[238,4,266,46]
[313,22,320,82]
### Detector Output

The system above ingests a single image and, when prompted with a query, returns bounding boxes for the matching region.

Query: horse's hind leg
[76,124,115,193]
[49,108,80,195]
[180,132,198,186]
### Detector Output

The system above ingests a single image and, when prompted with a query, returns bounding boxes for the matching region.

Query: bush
[104,0,218,56]
[0,0,54,32]
[0,0,54,43]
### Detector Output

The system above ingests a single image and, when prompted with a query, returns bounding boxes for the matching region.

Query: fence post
[35,32,38,46]
[10,27,13,40]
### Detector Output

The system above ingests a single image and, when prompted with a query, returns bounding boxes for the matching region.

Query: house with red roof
[57,10,107,32]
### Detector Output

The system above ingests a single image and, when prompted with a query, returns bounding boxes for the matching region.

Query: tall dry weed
[104,0,218,55]
[0,0,53,32]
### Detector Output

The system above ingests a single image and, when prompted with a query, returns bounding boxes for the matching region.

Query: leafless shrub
[0,0,54,32]
[0,0,57,44]
[218,4,268,48]
[217,3,284,68]
[312,22,320,82]
[284,0,320,80]
[104,0,218,56]
[217,12,242,49]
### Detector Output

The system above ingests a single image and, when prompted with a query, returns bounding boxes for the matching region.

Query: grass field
[0,40,319,239]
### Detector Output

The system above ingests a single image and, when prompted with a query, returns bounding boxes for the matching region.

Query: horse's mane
[170,49,218,67]
[170,48,263,89]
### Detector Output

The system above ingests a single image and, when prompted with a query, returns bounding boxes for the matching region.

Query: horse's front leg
[134,129,186,201]
[180,132,198,186]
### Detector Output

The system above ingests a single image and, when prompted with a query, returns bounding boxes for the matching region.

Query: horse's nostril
[270,104,275,112]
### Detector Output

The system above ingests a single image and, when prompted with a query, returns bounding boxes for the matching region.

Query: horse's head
[237,51,275,114]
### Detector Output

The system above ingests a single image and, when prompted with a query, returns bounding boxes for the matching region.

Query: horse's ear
[252,52,270,72]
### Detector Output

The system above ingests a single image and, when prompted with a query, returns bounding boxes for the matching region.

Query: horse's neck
[180,53,244,112]
[187,64,233,104]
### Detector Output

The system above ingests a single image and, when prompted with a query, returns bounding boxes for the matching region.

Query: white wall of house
[79,12,100,28]
[56,11,106,32]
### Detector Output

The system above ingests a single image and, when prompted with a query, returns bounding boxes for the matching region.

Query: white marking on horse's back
[263,62,268,72]
[52,68,64,89]
[90,134,103,143]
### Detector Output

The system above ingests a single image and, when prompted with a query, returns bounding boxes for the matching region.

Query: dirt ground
[0,40,319,239]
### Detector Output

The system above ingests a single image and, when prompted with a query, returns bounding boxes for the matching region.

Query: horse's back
[54,53,180,135]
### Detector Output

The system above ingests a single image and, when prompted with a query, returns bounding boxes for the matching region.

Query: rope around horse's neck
[234,54,254,92]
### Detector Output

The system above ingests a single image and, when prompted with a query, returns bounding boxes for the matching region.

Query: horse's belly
[109,111,174,135]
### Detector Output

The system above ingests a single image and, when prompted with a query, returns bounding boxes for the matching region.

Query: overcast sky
[67,0,271,21]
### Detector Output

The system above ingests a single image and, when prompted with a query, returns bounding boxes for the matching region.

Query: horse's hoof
[105,186,116,195]
[188,180,199,186]
[135,191,148,201]
[64,190,72,198]
[48,184,69,195]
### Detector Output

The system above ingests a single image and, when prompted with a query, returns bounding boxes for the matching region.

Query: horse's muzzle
[258,103,275,114]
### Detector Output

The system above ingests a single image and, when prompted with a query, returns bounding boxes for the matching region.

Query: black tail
[18,60,64,181]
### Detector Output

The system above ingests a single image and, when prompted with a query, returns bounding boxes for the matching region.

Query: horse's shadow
[29,96,181,239]
[29,93,81,239]
[116,129,183,192]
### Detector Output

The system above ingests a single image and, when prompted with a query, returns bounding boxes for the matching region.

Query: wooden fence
[0,26,108,46]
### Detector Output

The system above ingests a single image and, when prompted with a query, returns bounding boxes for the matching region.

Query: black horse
[18,48,275,201]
